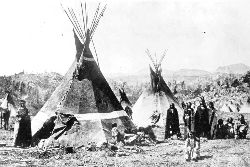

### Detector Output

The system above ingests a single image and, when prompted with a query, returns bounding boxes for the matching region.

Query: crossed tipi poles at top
[61,1,107,67]
[146,49,168,73]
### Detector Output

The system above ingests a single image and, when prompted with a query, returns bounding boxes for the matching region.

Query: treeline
[0,72,63,115]
[1,71,249,115]
[109,71,250,106]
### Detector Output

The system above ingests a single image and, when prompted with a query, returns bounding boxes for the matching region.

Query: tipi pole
[92,40,100,67]
[0,111,2,129]
[69,8,85,40]
[90,3,100,33]
[84,2,88,32]
[63,7,83,41]
[80,2,87,34]
[91,4,106,39]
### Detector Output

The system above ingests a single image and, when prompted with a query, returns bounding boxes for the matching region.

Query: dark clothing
[183,107,195,140]
[183,107,195,132]
[208,108,217,139]
[13,106,32,147]
[194,106,209,137]
[3,109,10,130]
[215,124,226,139]
[166,107,180,138]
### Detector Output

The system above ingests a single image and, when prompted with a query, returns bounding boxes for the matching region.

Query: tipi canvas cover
[132,57,183,141]
[239,103,250,113]
[32,2,134,147]
[1,93,17,117]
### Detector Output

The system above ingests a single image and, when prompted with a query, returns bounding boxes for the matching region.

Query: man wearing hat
[13,100,32,147]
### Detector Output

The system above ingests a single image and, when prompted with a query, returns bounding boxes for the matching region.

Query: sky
[0,0,250,76]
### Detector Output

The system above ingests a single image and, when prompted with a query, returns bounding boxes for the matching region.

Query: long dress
[208,108,217,139]
[165,107,180,138]
[13,106,32,147]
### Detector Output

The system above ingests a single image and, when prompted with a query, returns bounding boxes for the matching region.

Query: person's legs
[192,134,200,160]
[183,126,188,140]
[184,137,191,161]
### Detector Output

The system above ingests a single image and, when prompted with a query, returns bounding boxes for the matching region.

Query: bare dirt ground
[0,129,249,167]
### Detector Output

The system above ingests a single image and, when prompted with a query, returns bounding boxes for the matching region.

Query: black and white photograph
[0,0,249,166]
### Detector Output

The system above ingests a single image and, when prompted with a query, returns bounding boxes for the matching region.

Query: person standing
[13,100,32,147]
[183,102,194,140]
[192,98,209,160]
[165,103,181,139]
[208,102,217,139]
[183,102,195,161]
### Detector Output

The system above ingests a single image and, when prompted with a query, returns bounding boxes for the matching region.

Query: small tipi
[132,50,183,141]
[119,88,132,109]
[1,92,17,117]
[31,2,134,147]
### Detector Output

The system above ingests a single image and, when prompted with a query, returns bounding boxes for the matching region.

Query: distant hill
[173,69,211,77]
[108,63,250,85]
[216,63,250,74]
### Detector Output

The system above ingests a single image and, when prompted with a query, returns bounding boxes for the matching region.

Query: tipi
[239,103,250,113]
[119,88,132,109]
[119,88,133,119]
[132,50,183,141]
[0,92,17,130]
[1,92,17,117]
[31,2,134,147]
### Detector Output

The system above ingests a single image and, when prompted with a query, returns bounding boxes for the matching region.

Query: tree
[231,79,240,87]
[242,71,250,87]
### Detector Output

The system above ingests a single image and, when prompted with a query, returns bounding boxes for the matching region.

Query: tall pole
[0,110,2,129]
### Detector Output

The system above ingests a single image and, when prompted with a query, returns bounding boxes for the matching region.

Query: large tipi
[31,2,134,147]
[132,50,183,141]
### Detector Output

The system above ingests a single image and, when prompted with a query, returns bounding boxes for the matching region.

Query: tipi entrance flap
[31,111,52,136]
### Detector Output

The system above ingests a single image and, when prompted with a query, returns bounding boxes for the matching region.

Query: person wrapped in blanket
[13,100,32,147]
[166,103,181,139]
[234,114,248,139]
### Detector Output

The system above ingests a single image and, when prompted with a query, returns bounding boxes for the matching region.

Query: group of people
[182,99,217,161]
[164,98,249,161]
[165,99,217,140]
[1,96,249,157]
[216,115,248,139]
